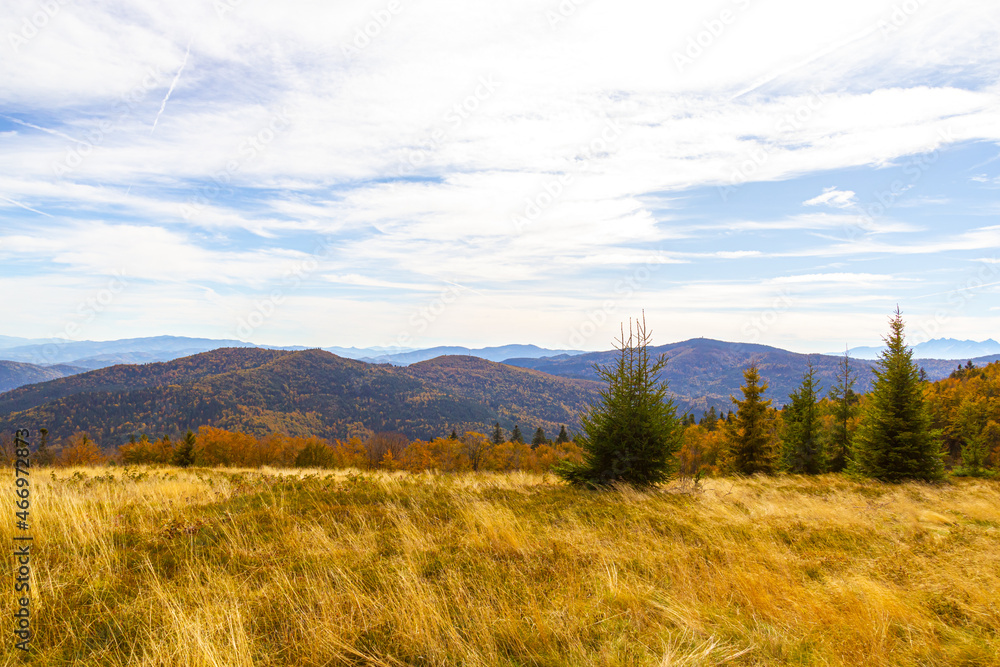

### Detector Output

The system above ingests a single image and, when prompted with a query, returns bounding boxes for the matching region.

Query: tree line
[1,423,585,473]
[556,309,997,488]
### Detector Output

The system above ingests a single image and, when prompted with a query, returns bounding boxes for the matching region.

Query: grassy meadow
[2,467,1000,666]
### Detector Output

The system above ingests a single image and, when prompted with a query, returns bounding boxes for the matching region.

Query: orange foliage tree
[677,423,726,477]
[58,432,106,467]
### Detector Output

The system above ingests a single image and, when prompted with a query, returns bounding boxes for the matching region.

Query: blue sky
[1,0,998,352]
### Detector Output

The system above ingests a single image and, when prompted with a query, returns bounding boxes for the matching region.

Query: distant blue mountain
[361,344,586,366]
[0,335,579,375]
[0,335,52,350]
[838,337,1000,360]
[0,336,261,366]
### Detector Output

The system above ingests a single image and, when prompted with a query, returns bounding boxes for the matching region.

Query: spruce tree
[491,422,503,445]
[851,308,944,482]
[780,362,824,474]
[556,425,570,443]
[826,350,858,472]
[532,427,547,447]
[725,362,777,474]
[510,424,524,443]
[702,406,719,431]
[450,429,458,440]
[555,314,682,488]
[172,430,197,468]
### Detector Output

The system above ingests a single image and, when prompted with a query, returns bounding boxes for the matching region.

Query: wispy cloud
[804,187,858,209]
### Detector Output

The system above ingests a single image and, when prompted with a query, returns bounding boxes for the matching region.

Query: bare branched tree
[364,432,409,469]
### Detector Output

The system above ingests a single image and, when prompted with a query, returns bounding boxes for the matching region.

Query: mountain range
[4,337,1000,449]
[2,332,996,382]
[0,336,581,376]
[0,335,294,368]
[839,338,1000,360]
[358,344,585,365]
[0,349,600,445]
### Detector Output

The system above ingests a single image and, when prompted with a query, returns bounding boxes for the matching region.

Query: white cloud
[804,187,859,209]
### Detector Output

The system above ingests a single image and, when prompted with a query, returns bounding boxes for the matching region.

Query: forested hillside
[0,360,84,394]
[407,355,600,433]
[0,349,598,446]
[0,347,290,415]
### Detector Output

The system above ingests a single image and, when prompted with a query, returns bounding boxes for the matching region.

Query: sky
[1,0,999,353]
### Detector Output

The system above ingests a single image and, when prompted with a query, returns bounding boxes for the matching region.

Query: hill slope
[0,361,85,394]
[407,355,600,434]
[0,348,291,416]
[0,349,598,445]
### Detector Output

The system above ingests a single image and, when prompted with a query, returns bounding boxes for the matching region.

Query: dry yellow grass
[2,467,999,665]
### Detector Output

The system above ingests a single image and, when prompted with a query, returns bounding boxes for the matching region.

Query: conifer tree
[556,425,570,443]
[532,427,547,447]
[725,362,777,474]
[491,422,503,445]
[851,308,944,482]
[780,362,823,474]
[701,406,719,431]
[172,430,197,468]
[556,314,682,487]
[826,350,858,472]
[450,429,458,440]
[510,424,524,443]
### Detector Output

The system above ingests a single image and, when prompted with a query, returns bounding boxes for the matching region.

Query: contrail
[0,196,53,217]
[436,277,487,297]
[911,280,1000,300]
[150,37,193,135]
[0,114,88,146]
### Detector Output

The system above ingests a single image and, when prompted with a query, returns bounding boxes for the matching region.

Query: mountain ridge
[4,338,1000,446]
[361,344,586,366]
[0,348,599,445]
[0,361,87,394]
